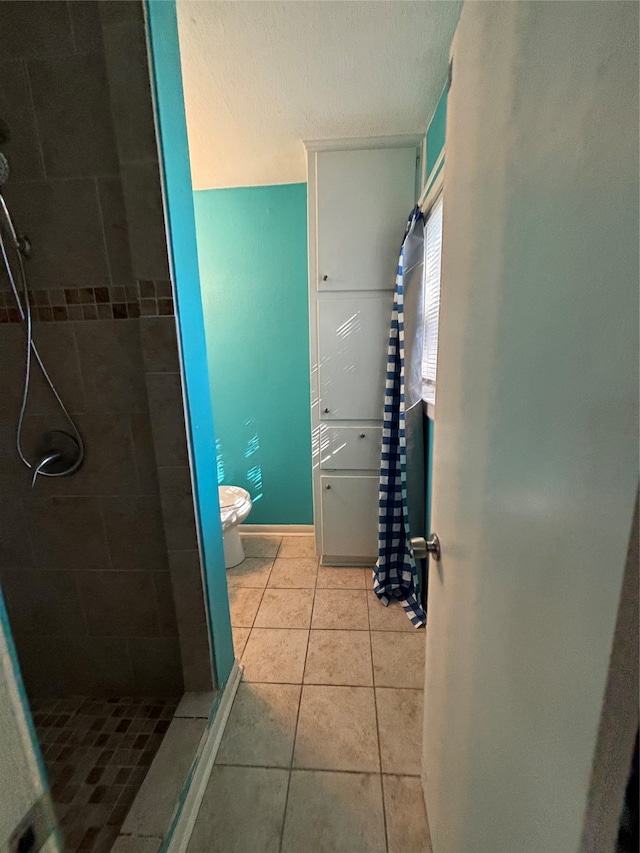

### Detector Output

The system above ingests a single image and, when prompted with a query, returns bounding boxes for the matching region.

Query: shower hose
[0,231,84,486]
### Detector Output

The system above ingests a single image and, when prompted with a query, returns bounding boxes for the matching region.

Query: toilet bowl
[219,485,253,569]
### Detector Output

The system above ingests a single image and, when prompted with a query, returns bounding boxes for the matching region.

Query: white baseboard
[240,524,315,535]
[164,660,242,853]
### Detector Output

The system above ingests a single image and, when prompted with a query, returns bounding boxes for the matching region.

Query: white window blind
[422,195,443,405]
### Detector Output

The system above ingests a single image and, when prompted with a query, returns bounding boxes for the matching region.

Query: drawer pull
[324,407,330,413]
[325,484,331,490]
[359,433,365,438]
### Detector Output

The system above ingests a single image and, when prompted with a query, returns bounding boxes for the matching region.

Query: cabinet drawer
[319,426,382,470]
[320,474,378,558]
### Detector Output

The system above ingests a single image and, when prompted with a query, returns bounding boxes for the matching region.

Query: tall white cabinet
[306,139,419,563]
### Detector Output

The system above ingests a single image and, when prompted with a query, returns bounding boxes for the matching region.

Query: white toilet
[218,485,253,569]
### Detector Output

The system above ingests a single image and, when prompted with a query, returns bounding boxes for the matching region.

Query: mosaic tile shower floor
[31,695,181,853]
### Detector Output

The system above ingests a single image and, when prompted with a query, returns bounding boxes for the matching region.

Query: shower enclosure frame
[145,0,235,689]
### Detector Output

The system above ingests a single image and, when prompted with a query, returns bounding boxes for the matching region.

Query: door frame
[579,494,639,852]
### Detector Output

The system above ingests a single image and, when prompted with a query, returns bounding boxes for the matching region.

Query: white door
[422,4,638,853]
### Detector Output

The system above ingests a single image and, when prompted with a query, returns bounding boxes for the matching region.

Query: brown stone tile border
[0,280,174,322]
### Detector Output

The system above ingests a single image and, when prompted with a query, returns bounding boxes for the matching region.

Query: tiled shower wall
[0,1,213,697]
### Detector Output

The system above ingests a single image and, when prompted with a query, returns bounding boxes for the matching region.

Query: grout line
[267,555,319,560]
[96,495,115,572]
[126,414,144,498]
[289,680,376,689]
[229,556,276,661]
[93,175,115,289]
[151,571,169,639]
[5,172,123,186]
[71,565,93,653]
[277,560,316,853]
[368,574,390,853]
[22,59,47,180]
[117,155,160,168]
[19,496,38,569]
[68,321,89,414]
[217,762,396,778]
[65,0,78,54]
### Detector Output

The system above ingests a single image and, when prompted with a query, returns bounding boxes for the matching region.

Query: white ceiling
[176,1,462,190]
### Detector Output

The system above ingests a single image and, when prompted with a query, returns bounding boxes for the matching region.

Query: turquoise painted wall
[194,184,313,525]
[146,1,234,684]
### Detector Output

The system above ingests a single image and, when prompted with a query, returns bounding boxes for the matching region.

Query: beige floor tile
[242,628,309,683]
[186,765,288,853]
[317,566,370,589]
[232,626,250,659]
[304,630,373,686]
[371,631,425,688]
[239,533,282,559]
[383,775,432,853]
[228,587,263,627]
[293,685,379,772]
[281,770,386,853]
[367,590,417,631]
[376,688,423,775]
[216,682,301,767]
[226,557,273,588]
[312,588,369,630]
[254,588,314,629]
[278,534,317,558]
[268,557,318,588]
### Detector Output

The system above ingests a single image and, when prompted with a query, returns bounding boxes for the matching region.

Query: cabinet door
[315,147,417,291]
[318,296,392,420]
[319,426,382,470]
[321,475,379,557]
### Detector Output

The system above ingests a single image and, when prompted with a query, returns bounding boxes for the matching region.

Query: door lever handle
[410,534,441,562]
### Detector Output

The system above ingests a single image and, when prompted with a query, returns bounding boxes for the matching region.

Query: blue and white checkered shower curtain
[373,206,427,628]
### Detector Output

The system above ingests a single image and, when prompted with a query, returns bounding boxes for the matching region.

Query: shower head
[0,152,9,185]
[0,153,20,251]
